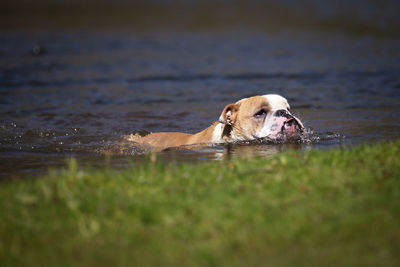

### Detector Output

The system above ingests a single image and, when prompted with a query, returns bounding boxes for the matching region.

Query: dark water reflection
[1,30,400,179]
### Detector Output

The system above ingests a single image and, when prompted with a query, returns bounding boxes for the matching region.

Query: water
[1,3,400,179]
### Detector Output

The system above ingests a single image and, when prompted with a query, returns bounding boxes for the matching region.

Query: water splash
[242,127,344,145]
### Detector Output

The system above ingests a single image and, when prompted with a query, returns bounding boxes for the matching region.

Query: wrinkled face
[219,94,304,141]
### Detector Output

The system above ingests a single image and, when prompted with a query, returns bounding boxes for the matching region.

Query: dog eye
[254,109,267,118]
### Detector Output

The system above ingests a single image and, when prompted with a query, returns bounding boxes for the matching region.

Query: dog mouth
[280,117,303,134]
[257,114,305,141]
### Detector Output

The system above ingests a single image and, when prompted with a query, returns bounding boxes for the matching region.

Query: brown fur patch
[231,96,271,139]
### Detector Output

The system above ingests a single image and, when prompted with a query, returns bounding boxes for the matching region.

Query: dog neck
[189,122,225,144]
[134,121,232,149]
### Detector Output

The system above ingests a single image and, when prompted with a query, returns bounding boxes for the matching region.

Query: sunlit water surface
[1,31,400,178]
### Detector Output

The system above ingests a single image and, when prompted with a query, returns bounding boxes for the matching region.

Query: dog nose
[274,109,289,117]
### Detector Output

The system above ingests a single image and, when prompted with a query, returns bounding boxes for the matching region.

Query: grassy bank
[1,141,400,267]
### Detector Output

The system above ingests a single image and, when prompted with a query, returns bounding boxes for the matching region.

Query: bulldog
[128,94,304,149]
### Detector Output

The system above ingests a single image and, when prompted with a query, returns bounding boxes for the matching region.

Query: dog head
[218,94,304,141]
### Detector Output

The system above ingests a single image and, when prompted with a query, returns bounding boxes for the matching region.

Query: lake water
[1,2,400,179]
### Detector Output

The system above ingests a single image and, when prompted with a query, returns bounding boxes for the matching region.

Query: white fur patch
[211,123,224,144]
[262,94,290,110]
[254,94,292,139]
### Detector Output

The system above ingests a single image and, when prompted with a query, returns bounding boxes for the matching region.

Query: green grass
[1,141,400,267]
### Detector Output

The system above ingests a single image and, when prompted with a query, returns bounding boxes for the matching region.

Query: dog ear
[219,103,239,125]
